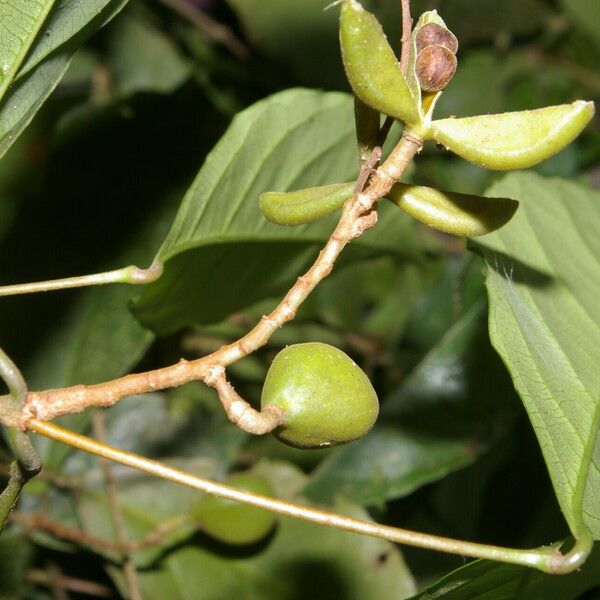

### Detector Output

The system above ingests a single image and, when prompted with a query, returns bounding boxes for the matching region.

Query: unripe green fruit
[261,343,379,449]
[190,473,277,545]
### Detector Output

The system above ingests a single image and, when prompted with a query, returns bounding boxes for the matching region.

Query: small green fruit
[261,342,379,449]
[190,473,277,545]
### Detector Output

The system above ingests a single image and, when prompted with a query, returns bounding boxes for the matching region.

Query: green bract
[387,184,519,237]
[259,182,355,226]
[339,0,420,125]
[261,342,379,449]
[430,101,595,170]
[190,473,277,545]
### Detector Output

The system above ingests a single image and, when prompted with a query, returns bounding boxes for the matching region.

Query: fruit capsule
[387,183,518,236]
[339,0,420,125]
[261,342,379,449]
[259,182,355,226]
[415,45,457,93]
[190,472,277,545]
[430,101,595,170]
[415,23,458,54]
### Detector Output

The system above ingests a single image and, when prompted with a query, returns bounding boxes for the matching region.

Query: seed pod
[416,22,458,54]
[387,183,519,237]
[339,0,420,125]
[415,45,457,93]
[259,182,355,226]
[430,100,595,170]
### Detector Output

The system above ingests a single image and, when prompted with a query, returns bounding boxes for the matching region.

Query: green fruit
[191,473,277,545]
[261,343,379,449]
[429,101,595,170]
[339,0,420,125]
[259,182,355,226]
[387,183,519,236]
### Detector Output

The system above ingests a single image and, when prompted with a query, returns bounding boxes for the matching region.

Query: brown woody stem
[20,134,423,427]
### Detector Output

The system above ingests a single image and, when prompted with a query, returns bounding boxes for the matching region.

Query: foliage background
[1,0,599,597]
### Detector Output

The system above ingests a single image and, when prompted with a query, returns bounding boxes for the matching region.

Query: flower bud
[415,45,457,92]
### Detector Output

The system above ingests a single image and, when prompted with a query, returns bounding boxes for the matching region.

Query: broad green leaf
[408,543,600,599]
[304,300,518,505]
[0,0,129,158]
[430,101,594,170]
[259,182,354,226]
[15,0,128,80]
[560,0,600,48]
[0,0,56,101]
[473,172,600,540]
[0,49,71,160]
[133,89,424,334]
[387,183,518,237]
[109,462,416,599]
[340,0,420,125]
[106,12,190,97]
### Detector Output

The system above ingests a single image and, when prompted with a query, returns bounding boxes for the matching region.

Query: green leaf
[0,0,129,158]
[106,12,190,97]
[0,49,71,160]
[259,182,355,226]
[560,0,600,48]
[430,101,595,170]
[0,530,31,599]
[15,0,128,80]
[339,0,420,125]
[109,462,416,599]
[387,183,518,237]
[407,543,600,599]
[0,0,56,102]
[473,172,600,540]
[133,89,424,334]
[304,300,518,505]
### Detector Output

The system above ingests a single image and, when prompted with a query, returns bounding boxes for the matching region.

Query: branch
[92,413,142,600]
[158,0,249,60]
[26,419,593,575]
[400,0,412,76]
[21,133,423,426]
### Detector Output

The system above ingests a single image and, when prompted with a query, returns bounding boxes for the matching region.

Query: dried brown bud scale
[415,45,457,92]
[415,23,459,54]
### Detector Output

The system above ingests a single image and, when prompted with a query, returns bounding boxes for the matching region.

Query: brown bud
[416,23,459,55]
[415,45,457,92]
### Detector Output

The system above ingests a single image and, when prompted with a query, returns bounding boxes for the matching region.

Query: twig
[92,414,142,600]
[48,563,70,600]
[27,568,114,598]
[0,347,41,531]
[13,511,187,554]
[400,0,412,76]
[158,0,249,60]
[205,366,284,434]
[21,133,423,427]
[0,260,163,298]
[27,419,594,575]
[0,463,27,533]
